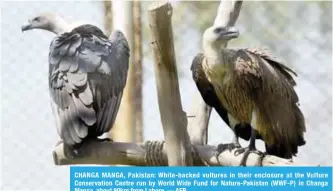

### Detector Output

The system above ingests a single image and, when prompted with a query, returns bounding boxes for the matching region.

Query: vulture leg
[215,129,242,165]
[234,129,265,166]
[234,111,265,166]
[215,114,243,163]
[216,131,241,154]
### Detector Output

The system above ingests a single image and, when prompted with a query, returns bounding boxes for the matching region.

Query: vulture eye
[33,17,41,22]
[214,27,225,34]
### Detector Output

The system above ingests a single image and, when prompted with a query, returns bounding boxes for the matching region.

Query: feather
[67,72,87,87]
[78,48,102,72]
[59,43,70,56]
[58,57,72,71]
[78,85,93,106]
[67,36,82,56]
[69,55,79,72]
[53,78,62,88]
[83,39,109,56]
[60,108,74,146]
[72,94,96,126]
[48,24,130,148]
[49,53,62,66]
[64,82,73,94]
[70,102,88,139]
[97,60,111,74]
[64,107,82,144]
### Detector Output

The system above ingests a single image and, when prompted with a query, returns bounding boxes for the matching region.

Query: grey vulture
[191,25,306,165]
[22,13,130,158]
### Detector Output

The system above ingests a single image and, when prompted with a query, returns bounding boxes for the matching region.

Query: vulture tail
[265,100,306,159]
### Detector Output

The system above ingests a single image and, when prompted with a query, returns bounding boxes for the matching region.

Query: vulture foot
[217,143,241,153]
[63,144,82,159]
[235,147,265,166]
[63,138,113,159]
[215,143,241,165]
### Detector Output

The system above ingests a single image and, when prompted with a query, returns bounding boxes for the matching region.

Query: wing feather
[77,83,93,106]
[71,93,96,126]
[229,49,305,156]
[49,26,129,147]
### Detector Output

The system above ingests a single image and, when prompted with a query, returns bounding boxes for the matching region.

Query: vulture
[21,13,130,158]
[191,55,261,147]
[191,25,306,165]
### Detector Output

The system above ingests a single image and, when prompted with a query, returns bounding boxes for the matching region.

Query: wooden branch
[110,0,136,142]
[187,94,212,145]
[53,140,309,167]
[187,0,243,145]
[148,1,193,166]
[133,1,144,143]
[103,0,112,36]
[213,0,243,27]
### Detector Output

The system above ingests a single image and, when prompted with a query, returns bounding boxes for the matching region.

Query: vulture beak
[219,26,239,39]
[21,21,32,32]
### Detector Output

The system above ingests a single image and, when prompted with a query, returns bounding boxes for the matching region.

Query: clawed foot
[215,143,241,165]
[59,138,113,159]
[63,144,81,159]
[55,140,78,159]
[217,143,241,153]
[235,147,265,166]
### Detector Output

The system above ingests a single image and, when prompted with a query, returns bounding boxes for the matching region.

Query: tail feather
[265,134,305,159]
[265,104,306,159]
[265,143,293,159]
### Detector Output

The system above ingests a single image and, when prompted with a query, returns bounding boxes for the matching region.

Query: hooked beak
[219,26,239,39]
[21,21,32,32]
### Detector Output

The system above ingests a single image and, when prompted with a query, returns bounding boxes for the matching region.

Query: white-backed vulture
[191,25,306,165]
[22,13,130,158]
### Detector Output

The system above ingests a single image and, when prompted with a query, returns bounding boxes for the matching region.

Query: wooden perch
[187,0,243,145]
[187,95,212,145]
[110,0,136,143]
[214,0,243,27]
[133,1,144,143]
[148,1,193,166]
[53,140,308,166]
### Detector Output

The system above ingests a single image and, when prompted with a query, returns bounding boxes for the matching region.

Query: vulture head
[203,26,239,48]
[21,12,71,35]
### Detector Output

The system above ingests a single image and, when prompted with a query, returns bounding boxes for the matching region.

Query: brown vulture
[191,25,306,165]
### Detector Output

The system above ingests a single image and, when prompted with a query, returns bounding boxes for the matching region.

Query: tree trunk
[148,1,193,166]
[133,1,143,143]
[109,0,136,143]
[103,0,112,36]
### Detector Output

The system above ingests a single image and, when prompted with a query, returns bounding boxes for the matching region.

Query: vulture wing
[48,25,129,147]
[228,48,306,158]
[245,48,297,86]
[190,53,230,125]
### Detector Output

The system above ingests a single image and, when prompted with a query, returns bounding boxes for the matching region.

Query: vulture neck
[49,17,72,35]
[203,41,226,67]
